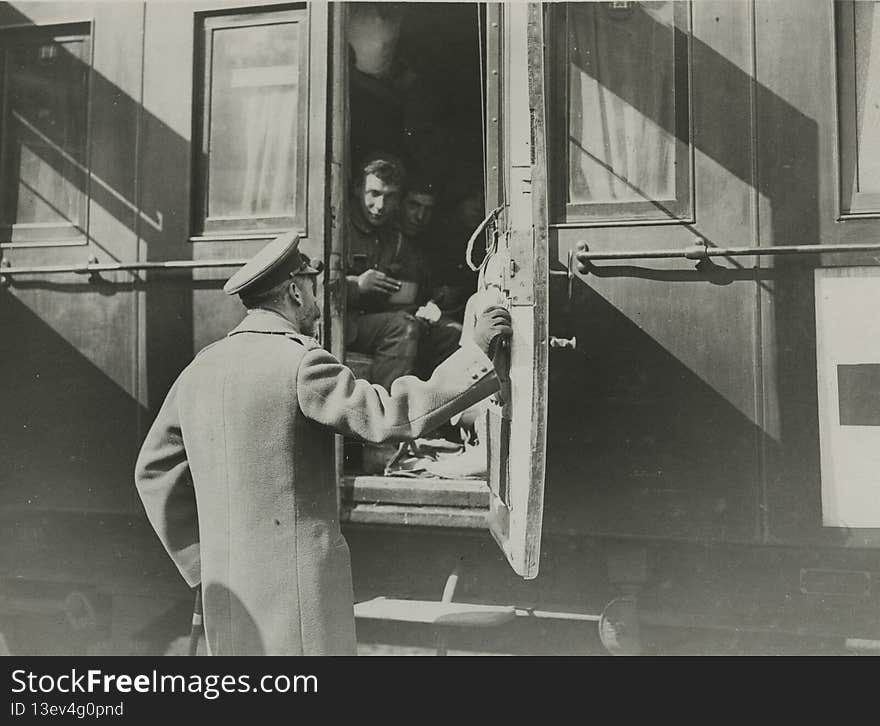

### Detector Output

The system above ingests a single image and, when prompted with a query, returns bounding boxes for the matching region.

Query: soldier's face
[292,276,321,337]
[359,173,400,227]
[457,191,484,229]
[399,191,436,237]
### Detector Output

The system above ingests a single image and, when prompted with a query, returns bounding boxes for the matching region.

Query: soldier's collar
[227,309,301,337]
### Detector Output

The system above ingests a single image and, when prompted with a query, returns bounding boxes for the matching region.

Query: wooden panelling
[755,0,880,547]
[546,0,761,542]
[342,504,488,530]
[342,476,489,508]
[138,1,197,411]
[0,2,144,513]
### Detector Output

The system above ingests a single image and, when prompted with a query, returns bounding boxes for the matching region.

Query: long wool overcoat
[134,309,499,655]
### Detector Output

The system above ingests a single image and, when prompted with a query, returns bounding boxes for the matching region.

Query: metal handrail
[0,258,248,277]
[8,240,880,276]
[575,240,880,262]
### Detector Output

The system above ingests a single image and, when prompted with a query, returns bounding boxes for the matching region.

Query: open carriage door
[483,3,549,579]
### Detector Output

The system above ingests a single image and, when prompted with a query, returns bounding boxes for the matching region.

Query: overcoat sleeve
[297,343,499,443]
[134,378,201,588]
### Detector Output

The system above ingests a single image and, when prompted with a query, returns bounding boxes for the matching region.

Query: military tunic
[134,309,499,655]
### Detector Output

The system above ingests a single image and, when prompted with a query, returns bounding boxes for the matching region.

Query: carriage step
[354,597,515,627]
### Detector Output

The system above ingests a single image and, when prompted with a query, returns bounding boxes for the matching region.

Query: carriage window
[553,1,692,223]
[0,25,90,244]
[836,0,880,217]
[194,8,308,236]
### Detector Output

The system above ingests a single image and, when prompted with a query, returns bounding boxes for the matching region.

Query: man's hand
[357,269,402,296]
[473,305,512,356]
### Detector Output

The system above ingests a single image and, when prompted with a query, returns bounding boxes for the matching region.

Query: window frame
[192,6,310,239]
[835,0,880,218]
[549,1,694,227]
[0,22,92,247]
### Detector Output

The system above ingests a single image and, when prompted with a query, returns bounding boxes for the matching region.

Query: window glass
[560,1,690,222]
[0,28,89,242]
[198,10,308,235]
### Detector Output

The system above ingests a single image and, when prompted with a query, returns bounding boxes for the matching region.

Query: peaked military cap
[223,230,322,297]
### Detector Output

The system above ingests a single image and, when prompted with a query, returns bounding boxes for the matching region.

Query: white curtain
[238,85,298,215]
[567,2,677,205]
[209,22,301,220]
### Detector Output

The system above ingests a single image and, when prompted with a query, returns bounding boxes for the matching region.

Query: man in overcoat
[134,231,511,655]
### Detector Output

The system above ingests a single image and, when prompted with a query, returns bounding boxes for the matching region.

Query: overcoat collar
[227,309,301,337]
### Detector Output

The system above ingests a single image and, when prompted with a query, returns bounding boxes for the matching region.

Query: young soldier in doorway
[345,153,426,391]
[419,163,486,324]
[397,170,463,379]
[345,153,431,472]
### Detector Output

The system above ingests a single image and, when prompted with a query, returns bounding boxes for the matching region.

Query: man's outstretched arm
[298,306,512,443]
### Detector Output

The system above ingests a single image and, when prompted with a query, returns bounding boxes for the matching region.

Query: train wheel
[598,595,642,655]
